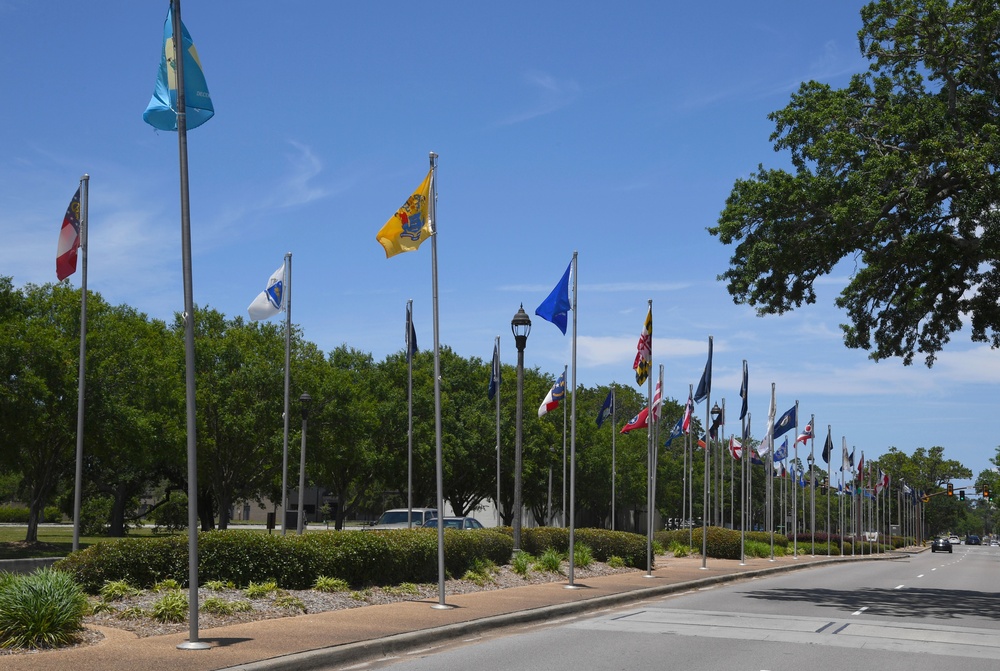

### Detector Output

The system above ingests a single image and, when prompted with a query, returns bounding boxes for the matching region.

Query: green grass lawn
[0,524,341,560]
[0,526,178,560]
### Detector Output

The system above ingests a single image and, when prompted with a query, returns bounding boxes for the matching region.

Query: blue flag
[405,303,418,363]
[693,337,713,403]
[739,360,748,420]
[596,390,614,428]
[488,342,501,401]
[772,405,797,439]
[664,415,684,447]
[144,6,215,131]
[535,259,572,334]
[774,437,788,462]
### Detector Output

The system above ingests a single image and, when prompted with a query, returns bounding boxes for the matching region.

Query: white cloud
[497,71,581,126]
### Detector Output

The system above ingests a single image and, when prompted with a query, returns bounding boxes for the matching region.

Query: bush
[0,506,29,524]
[656,527,790,560]
[43,506,63,523]
[56,527,514,593]
[0,567,88,649]
[79,495,113,536]
[494,526,647,569]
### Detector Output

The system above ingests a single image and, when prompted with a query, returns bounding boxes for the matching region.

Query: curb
[220,553,904,671]
[0,557,62,574]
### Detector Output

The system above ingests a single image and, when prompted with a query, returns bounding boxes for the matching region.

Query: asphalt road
[359,547,1000,671]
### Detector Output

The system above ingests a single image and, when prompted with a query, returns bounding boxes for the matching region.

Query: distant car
[931,537,952,553]
[991,539,999,547]
[949,535,961,545]
[368,508,438,530]
[422,517,484,530]
[967,535,982,545]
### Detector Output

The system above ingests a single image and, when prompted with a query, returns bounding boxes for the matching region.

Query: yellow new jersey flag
[377,170,432,258]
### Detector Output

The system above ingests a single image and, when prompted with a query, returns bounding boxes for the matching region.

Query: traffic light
[960,490,966,501]
[947,483,954,496]
[984,486,990,499]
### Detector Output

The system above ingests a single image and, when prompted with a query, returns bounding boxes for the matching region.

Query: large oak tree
[710,0,1000,366]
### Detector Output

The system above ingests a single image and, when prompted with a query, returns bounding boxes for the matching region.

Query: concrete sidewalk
[3,552,905,671]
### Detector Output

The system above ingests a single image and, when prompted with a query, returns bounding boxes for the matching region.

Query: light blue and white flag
[248,265,285,321]
[143,5,215,131]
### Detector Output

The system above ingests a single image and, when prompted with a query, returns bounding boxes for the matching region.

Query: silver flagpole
[701,335,712,570]
[688,384,694,548]
[611,386,616,530]
[71,174,89,552]
[281,252,291,534]
[647,363,662,577]
[827,425,832,556]
[792,400,798,558]
[809,414,815,554]
[566,251,580,589]
[495,335,501,528]
[562,363,568,526]
[171,0,209,651]
[428,152,451,609]
[645,301,654,577]
[407,299,414,528]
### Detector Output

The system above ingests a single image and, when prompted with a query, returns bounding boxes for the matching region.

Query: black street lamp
[511,305,531,551]
[297,392,312,535]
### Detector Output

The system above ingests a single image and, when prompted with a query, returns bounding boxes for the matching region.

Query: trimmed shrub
[57,528,514,592]
[55,536,188,593]
[494,526,646,569]
[656,527,790,560]
[0,506,29,524]
[0,567,89,649]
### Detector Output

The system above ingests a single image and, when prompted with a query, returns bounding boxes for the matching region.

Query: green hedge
[0,506,62,524]
[491,526,647,568]
[56,528,514,593]
[655,527,789,559]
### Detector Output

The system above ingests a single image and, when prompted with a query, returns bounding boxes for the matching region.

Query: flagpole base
[431,603,455,610]
[177,641,211,651]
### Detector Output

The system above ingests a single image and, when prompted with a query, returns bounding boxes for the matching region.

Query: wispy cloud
[497,71,581,126]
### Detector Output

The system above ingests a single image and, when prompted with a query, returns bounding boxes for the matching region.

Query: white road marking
[852,606,869,615]
[894,585,904,589]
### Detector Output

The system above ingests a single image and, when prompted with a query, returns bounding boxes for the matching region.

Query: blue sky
[2,1,996,489]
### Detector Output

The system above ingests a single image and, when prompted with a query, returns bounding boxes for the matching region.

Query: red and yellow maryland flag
[376,170,432,258]
[633,307,652,386]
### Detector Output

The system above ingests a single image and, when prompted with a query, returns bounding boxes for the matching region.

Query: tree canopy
[710,0,1000,366]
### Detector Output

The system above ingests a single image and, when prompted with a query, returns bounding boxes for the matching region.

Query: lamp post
[511,305,531,552]
[297,392,312,535]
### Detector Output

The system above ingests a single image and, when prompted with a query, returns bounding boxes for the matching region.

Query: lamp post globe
[511,305,531,551]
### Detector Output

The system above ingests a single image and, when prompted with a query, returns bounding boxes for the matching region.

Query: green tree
[185,309,286,530]
[710,0,1000,366]
[85,304,183,536]
[0,281,79,542]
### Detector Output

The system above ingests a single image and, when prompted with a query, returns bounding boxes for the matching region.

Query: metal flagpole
[611,386,616,530]
[645,302,654,577]
[792,400,798,558]
[71,174,89,552]
[688,384,694,548]
[809,414,815,555]
[647,363,663,577]
[565,251,580,589]
[170,0,209,650]
[701,335,712,570]
[826,425,832,556]
[495,335,501,528]
[407,299,414,528]
[427,152,451,610]
[281,252,291,534]
[562,363,568,526]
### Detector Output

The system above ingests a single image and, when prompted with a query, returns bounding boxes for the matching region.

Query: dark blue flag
[772,405,797,439]
[535,259,572,334]
[739,360,748,420]
[665,415,685,447]
[488,342,501,401]
[596,389,614,428]
[693,336,713,403]
[405,303,417,363]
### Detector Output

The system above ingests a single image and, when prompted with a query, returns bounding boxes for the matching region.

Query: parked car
[368,508,438,530]
[422,516,484,530]
[967,535,982,545]
[931,537,952,553]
